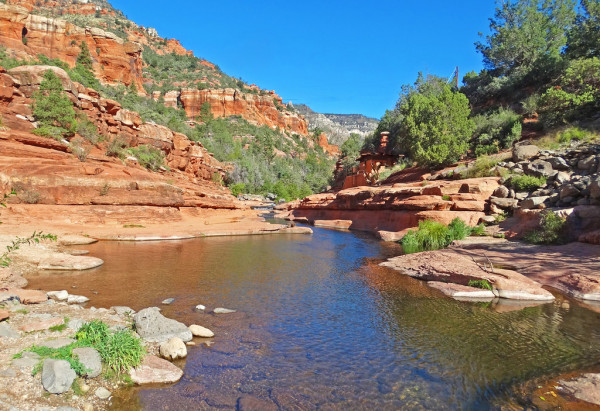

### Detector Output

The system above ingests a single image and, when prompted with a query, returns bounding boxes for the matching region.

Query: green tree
[566,0,600,58]
[76,41,93,69]
[32,70,76,139]
[401,85,474,168]
[476,0,576,75]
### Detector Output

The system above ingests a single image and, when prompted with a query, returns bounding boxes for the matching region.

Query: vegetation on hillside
[365,0,600,171]
[400,218,485,254]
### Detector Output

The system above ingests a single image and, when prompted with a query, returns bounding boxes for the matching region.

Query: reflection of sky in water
[27,227,600,410]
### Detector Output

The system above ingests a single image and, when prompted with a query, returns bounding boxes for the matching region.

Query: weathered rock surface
[213,307,236,314]
[4,288,47,304]
[237,395,279,411]
[0,322,19,338]
[159,337,187,360]
[0,309,9,321]
[39,338,75,349]
[47,290,69,301]
[72,347,102,378]
[560,373,600,406]
[427,281,496,299]
[513,144,539,162]
[129,355,183,385]
[94,387,111,400]
[133,307,192,343]
[19,316,63,332]
[41,359,76,394]
[381,249,555,301]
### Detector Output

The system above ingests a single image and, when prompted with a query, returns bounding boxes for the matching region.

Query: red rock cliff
[0,4,143,90]
[175,88,308,135]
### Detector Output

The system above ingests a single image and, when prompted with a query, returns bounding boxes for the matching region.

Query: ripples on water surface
[27,225,600,410]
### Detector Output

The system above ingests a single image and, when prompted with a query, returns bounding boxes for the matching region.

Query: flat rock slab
[39,338,75,349]
[0,322,19,338]
[133,307,192,343]
[313,220,352,229]
[4,288,47,304]
[129,355,183,385]
[560,373,600,406]
[381,249,555,301]
[38,254,104,271]
[213,307,237,314]
[428,281,495,299]
[20,317,63,332]
[58,235,98,246]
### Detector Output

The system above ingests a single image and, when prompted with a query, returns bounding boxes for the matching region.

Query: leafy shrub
[378,162,408,182]
[229,182,246,197]
[76,114,99,144]
[447,218,472,240]
[75,320,109,346]
[557,127,593,144]
[463,155,502,178]
[69,138,91,162]
[128,145,165,171]
[508,175,546,191]
[523,210,567,244]
[471,108,522,153]
[106,136,129,159]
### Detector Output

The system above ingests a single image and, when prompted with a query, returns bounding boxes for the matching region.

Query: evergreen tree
[566,0,600,58]
[476,0,577,75]
[33,70,76,139]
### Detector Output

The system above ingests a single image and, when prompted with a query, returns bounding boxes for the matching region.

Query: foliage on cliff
[32,70,76,139]
[369,0,600,170]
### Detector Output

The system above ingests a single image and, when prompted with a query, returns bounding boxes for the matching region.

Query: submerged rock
[95,387,111,400]
[189,324,214,338]
[213,307,236,314]
[161,298,175,305]
[129,355,183,385]
[560,373,600,406]
[133,307,192,343]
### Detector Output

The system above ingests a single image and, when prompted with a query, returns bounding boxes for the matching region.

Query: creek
[26,225,600,409]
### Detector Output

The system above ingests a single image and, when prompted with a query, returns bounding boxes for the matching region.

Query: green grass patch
[470,224,487,236]
[508,175,546,192]
[25,344,89,376]
[523,210,567,245]
[468,279,493,291]
[400,218,482,254]
[15,308,29,315]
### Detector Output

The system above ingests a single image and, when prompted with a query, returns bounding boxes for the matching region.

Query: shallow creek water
[26,225,600,410]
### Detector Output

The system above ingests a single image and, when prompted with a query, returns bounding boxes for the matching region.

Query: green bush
[471,108,522,153]
[400,218,476,254]
[508,175,546,191]
[468,279,493,290]
[128,145,165,171]
[76,114,99,144]
[96,330,145,374]
[523,210,567,244]
[106,136,129,159]
[557,127,593,144]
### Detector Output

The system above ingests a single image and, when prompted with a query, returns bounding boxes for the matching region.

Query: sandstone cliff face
[162,88,309,136]
[317,132,340,157]
[0,65,240,211]
[0,4,144,90]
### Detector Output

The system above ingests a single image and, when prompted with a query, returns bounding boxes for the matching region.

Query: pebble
[189,324,215,338]
[162,298,175,305]
[95,387,111,400]
[80,383,90,393]
[195,304,206,310]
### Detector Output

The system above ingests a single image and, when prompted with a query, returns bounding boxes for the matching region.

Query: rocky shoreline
[0,212,311,411]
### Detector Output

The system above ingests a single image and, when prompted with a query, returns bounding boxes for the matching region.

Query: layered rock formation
[0,65,242,226]
[156,88,309,136]
[0,4,144,90]
[286,174,499,240]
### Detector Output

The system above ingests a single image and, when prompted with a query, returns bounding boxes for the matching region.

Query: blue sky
[110,0,497,119]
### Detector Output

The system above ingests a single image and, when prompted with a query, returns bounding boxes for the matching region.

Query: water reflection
[26,227,600,410]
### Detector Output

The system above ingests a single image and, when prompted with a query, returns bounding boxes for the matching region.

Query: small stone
[80,383,90,393]
[83,403,94,411]
[159,337,187,360]
[189,324,214,338]
[560,184,581,199]
[47,290,69,301]
[195,304,206,311]
[67,318,85,331]
[0,309,9,322]
[213,307,236,314]
[161,298,175,305]
[492,185,509,198]
[41,359,76,394]
[520,196,548,210]
[73,347,102,378]
[95,387,111,400]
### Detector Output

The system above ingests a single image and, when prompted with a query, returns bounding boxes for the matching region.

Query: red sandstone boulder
[20,317,63,332]
[129,355,183,385]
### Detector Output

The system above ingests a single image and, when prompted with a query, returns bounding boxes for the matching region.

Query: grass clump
[468,279,493,291]
[523,210,567,245]
[463,155,502,178]
[76,320,144,374]
[508,175,546,192]
[19,344,89,376]
[400,218,479,254]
